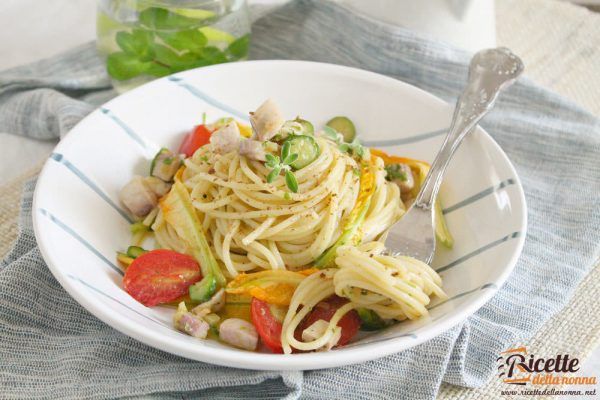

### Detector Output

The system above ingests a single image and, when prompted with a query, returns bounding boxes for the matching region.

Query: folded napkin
[1,1,599,399]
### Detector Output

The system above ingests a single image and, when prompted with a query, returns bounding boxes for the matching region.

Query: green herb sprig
[106,7,250,82]
[265,141,299,193]
[322,126,366,158]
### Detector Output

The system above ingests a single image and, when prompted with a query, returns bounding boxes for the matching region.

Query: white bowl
[33,60,526,370]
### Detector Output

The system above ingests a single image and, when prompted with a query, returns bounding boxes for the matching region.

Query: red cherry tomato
[179,125,212,157]
[297,295,360,347]
[123,249,201,307]
[251,298,284,353]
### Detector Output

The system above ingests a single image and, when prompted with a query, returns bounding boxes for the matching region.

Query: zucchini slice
[326,116,356,142]
[189,274,217,303]
[284,135,320,170]
[126,245,148,259]
[294,118,314,135]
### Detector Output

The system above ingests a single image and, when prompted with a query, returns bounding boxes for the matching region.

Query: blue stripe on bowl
[66,274,171,329]
[100,107,154,153]
[442,179,516,214]
[168,76,250,122]
[436,232,522,273]
[49,153,133,223]
[39,208,124,276]
[362,128,447,147]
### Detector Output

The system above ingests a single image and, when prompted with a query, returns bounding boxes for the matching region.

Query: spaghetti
[153,138,404,276]
[117,100,450,353]
[280,242,446,353]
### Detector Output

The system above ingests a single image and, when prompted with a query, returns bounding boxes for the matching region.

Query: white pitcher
[332,0,496,52]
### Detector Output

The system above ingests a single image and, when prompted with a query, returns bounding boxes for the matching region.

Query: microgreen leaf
[281,141,291,161]
[349,138,366,159]
[354,144,365,158]
[284,153,298,165]
[338,143,350,153]
[267,166,281,183]
[322,126,339,141]
[335,136,366,159]
[265,154,279,168]
[265,145,300,191]
[285,170,298,193]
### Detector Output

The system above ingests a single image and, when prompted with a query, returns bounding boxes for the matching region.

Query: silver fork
[384,47,524,264]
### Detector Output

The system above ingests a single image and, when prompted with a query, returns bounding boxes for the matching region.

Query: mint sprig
[265,143,299,193]
[105,7,250,82]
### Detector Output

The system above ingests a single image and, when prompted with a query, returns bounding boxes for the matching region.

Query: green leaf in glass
[146,63,172,77]
[116,29,154,60]
[227,34,250,59]
[158,29,207,52]
[106,52,151,80]
[153,44,198,71]
[201,46,228,64]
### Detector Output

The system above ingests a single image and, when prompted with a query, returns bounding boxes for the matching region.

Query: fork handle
[414,47,523,209]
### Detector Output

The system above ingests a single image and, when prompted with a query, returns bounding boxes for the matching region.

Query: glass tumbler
[97,0,251,92]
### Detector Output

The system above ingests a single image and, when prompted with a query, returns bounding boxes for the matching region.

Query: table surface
[0,0,598,397]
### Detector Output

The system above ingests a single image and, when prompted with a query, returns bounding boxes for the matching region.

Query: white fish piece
[249,99,285,141]
[177,312,210,339]
[119,176,158,218]
[239,139,266,161]
[143,176,172,197]
[210,121,242,154]
[219,318,259,351]
[388,163,415,194]
[151,149,182,181]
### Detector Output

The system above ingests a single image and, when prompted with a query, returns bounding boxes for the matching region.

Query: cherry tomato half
[179,125,212,158]
[123,249,201,307]
[297,295,360,347]
[251,298,284,353]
